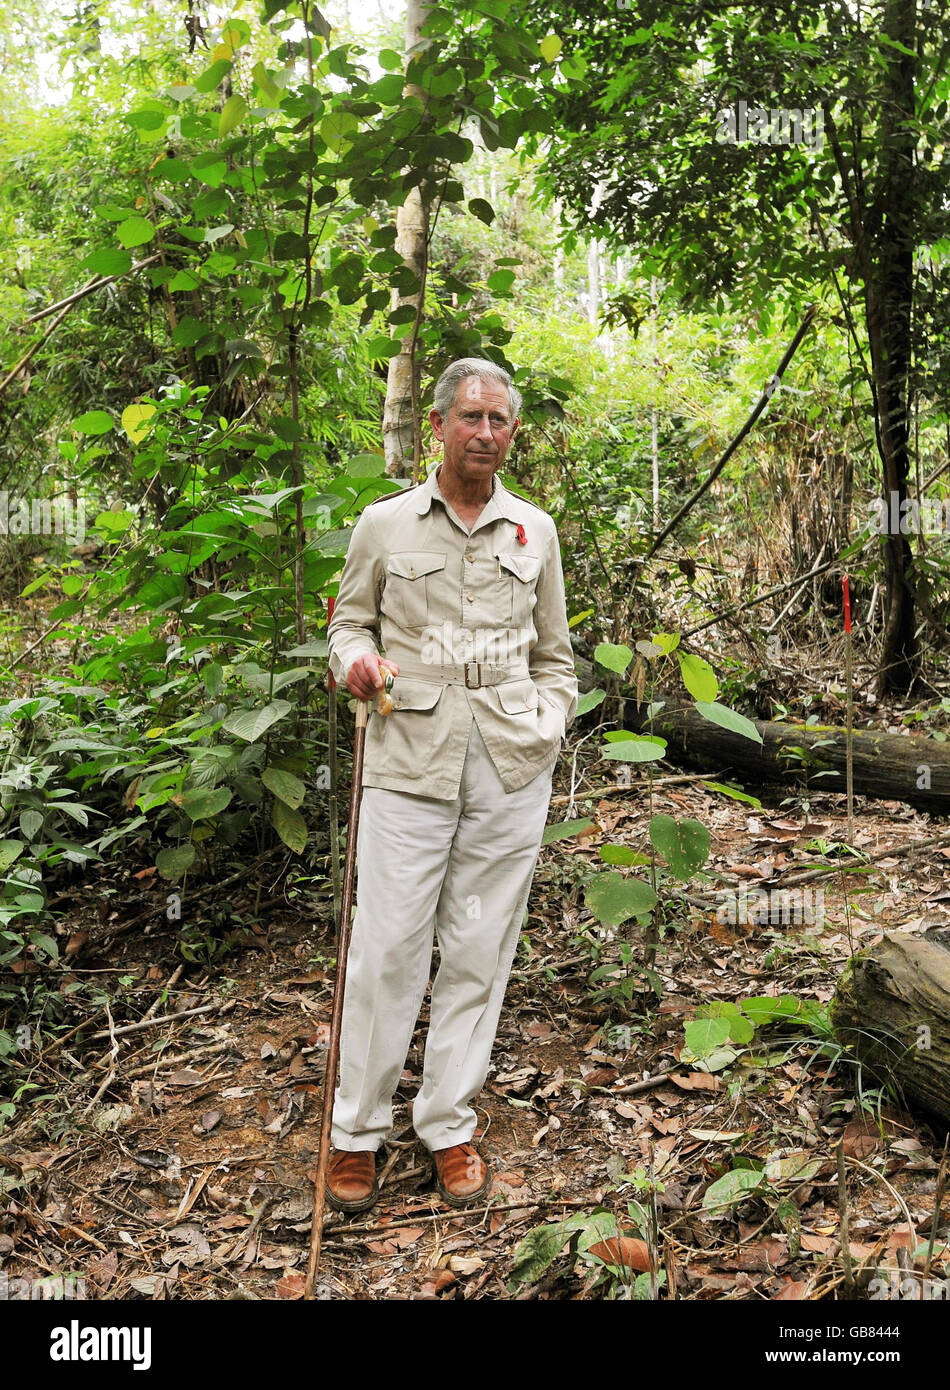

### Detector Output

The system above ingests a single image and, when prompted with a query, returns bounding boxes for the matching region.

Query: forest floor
[2,741,950,1301]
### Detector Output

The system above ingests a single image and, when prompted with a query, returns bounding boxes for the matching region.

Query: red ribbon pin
[515,524,527,546]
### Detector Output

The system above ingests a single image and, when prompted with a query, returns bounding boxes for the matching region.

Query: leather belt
[389,659,530,690]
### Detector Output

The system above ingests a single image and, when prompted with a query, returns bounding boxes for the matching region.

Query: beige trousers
[331,717,555,1153]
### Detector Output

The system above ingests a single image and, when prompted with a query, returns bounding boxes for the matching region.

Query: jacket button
[466,594,474,603]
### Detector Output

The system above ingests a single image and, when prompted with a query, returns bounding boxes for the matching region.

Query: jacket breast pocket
[496,552,542,628]
[384,551,447,629]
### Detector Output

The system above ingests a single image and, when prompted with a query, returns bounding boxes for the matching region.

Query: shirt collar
[413,463,521,523]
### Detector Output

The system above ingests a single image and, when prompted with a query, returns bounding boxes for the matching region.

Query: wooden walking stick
[304,662,395,1299]
[842,574,855,844]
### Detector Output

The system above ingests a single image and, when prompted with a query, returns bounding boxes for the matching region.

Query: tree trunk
[382,0,431,480]
[830,931,950,1129]
[868,0,919,695]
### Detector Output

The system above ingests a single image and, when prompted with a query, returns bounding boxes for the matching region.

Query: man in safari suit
[325,357,577,1211]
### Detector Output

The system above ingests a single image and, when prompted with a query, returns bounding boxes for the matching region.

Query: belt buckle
[464,661,482,689]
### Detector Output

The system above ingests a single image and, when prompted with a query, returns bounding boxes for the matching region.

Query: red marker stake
[842,576,854,844]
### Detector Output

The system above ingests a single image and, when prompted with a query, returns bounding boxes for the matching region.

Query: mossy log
[574,655,950,814]
[829,931,950,1128]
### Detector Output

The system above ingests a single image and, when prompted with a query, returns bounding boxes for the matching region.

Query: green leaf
[19,810,43,841]
[507,1221,570,1290]
[195,58,232,93]
[0,841,26,872]
[593,642,633,675]
[576,688,605,716]
[541,817,594,846]
[121,403,157,444]
[702,1168,765,1211]
[764,1154,824,1184]
[685,1016,731,1055]
[651,632,680,655]
[695,702,763,745]
[116,216,156,249]
[219,94,247,138]
[599,844,642,865]
[678,652,718,702]
[700,781,762,809]
[739,995,802,1026]
[262,767,305,810]
[272,800,307,853]
[222,700,292,743]
[320,110,359,150]
[156,844,196,880]
[181,787,232,820]
[82,248,132,277]
[648,815,710,879]
[74,411,114,436]
[585,872,657,927]
[468,198,495,225]
[487,269,516,295]
[539,33,562,62]
[600,735,666,763]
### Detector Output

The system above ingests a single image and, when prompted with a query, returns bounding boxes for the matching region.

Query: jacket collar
[413,463,522,523]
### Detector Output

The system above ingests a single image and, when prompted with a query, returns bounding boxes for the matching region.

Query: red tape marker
[842,575,851,634]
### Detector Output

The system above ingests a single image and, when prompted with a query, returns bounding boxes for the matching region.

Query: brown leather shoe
[432,1142,490,1207]
[325,1148,378,1213]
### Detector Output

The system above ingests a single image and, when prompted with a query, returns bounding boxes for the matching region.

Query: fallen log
[829,931,950,1129]
[574,655,950,815]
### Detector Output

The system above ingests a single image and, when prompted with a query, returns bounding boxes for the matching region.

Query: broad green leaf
[739,995,802,1026]
[541,817,594,846]
[82,248,132,277]
[19,811,43,841]
[585,872,657,927]
[539,33,562,62]
[593,642,633,676]
[195,58,232,93]
[0,842,25,872]
[576,688,605,716]
[651,632,680,655]
[74,411,114,436]
[469,198,495,225]
[121,402,156,444]
[181,787,232,819]
[116,216,156,249]
[222,700,292,743]
[507,1221,570,1290]
[648,814,710,879]
[764,1154,824,1184]
[219,94,247,138]
[272,799,307,853]
[695,702,763,745]
[685,1016,731,1055]
[702,1168,765,1211]
[262,767,305,809]
[678,652,718,702]
[320,110,359,150]
[156,844,196,880]
[599,844,643,865]
[600,735,666,762]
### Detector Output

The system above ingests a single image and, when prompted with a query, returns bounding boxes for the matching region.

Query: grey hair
[432,358,522,424]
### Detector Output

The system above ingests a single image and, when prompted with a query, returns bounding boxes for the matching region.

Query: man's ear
[429,407,445,441]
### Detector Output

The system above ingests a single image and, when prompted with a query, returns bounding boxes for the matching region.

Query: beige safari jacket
[327,463,579,800]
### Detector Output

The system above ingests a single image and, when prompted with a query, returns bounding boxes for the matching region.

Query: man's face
[429,376,519,483]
